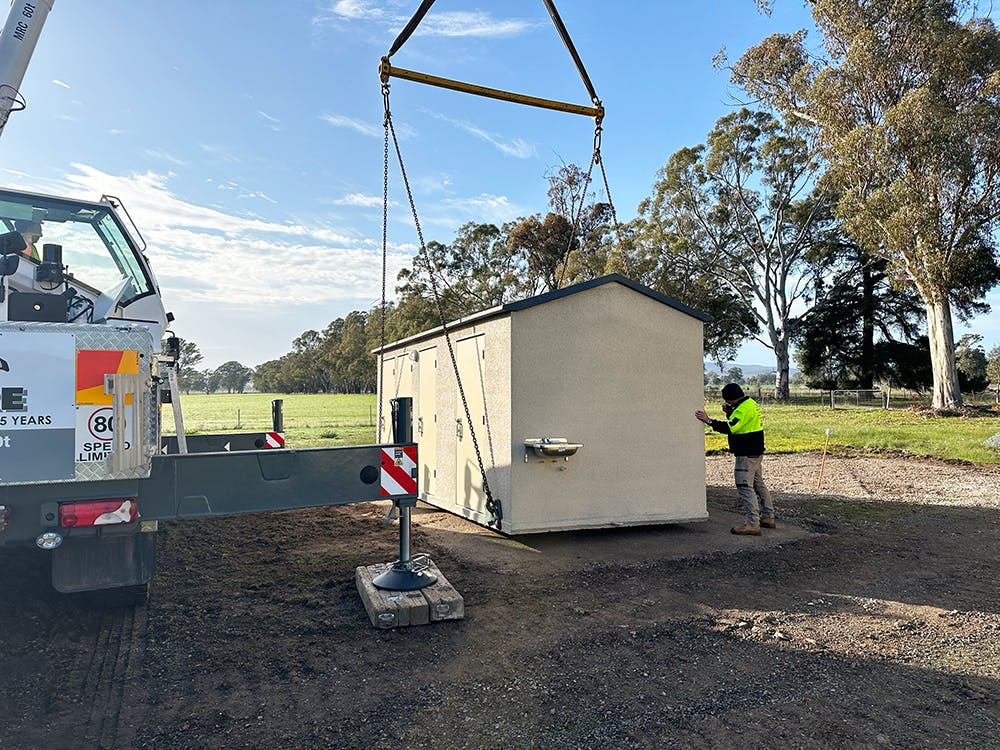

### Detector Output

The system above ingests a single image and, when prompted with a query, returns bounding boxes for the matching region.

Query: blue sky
[3,0,998,369]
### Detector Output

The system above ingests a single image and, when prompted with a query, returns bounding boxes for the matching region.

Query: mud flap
[51,532,156,593]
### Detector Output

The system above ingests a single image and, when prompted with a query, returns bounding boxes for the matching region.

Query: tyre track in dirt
[77,599,148,749]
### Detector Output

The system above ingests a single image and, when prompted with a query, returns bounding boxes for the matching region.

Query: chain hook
[592,109,604,160]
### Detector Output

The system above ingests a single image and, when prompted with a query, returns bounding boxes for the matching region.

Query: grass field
[169,392,1000,465]
[165,392,379,448]
[703,402,1000,465]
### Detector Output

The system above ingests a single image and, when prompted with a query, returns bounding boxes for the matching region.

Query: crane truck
[0,0,422,599]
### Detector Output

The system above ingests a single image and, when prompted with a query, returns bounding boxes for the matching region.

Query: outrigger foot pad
[373,563,438,591]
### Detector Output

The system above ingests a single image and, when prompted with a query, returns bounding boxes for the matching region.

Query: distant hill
[703,362,797,377]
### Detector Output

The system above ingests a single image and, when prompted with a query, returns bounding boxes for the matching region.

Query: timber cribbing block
[355,559,464,629]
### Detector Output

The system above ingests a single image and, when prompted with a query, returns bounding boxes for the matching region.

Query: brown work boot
[731,524,762,536]
[759,518,776,529]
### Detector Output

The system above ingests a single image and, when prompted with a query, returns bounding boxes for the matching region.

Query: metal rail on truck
[2,439,419,593]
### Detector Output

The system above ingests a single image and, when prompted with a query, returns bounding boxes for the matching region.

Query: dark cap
[721,383,745,401]
[14,219,42,234]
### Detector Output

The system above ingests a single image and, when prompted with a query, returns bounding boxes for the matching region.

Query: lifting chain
[594,119,631,279]
[555,113,630,288]
[381,83,503,529]
[378,83,391,443]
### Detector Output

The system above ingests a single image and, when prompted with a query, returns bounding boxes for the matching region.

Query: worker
[14,220,42,261]
[695,382,776,536]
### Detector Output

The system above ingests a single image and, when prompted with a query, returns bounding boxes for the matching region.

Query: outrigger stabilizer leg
[372,494,437,591]
[373,397,438,591]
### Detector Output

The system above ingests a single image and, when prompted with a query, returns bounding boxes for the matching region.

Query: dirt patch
[2,453,999,749]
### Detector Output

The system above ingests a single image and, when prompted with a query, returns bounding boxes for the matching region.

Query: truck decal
[76,349,139,404]
[0,331,76,482]
[75,403,134,462]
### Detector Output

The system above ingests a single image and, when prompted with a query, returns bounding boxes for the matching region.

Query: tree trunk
[925,296,963,409]
[859,264,876,389]
[773,335,791,402]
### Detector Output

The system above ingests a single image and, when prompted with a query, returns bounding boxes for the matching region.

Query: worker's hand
[694,410,710,424]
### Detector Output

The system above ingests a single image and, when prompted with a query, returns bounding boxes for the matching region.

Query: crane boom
[0,0,54,141]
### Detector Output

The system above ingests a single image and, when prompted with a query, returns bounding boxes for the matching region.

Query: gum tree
[733,0,1000,408]
[636,108,825,400]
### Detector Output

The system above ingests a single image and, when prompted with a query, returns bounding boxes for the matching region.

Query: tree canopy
[731,0,1000,407]
[634,108,825,399]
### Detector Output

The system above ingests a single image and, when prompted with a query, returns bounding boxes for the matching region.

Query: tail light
[59,498,139,528]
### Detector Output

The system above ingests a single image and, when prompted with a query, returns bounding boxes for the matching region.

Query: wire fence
[704,386,1000,409]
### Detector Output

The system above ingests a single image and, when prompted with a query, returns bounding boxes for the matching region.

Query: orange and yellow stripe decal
[76,350,140,405]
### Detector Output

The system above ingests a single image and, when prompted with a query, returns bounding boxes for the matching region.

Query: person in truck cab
[695,382,776,536]
[14,220,43,261]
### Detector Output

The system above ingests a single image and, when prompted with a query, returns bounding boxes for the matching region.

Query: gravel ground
[2,452,998,749]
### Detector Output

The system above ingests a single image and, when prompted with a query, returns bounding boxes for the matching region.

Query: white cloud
[412,192,525,230]
[444,193,519,216]
[424,110,534,158]
[334,193,390,207]
[320,113,381,138]
[144,148,189,167]
[29,164,414,312]
[256,110,281,131]
[198,143,243,164]
[317,2,539,39]
[415,11,537,38]
[52,80,71,89]
[331,0,389,21]
[239,191,277,204]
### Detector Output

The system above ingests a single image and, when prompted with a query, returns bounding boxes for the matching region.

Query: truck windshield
[0,189,153,304]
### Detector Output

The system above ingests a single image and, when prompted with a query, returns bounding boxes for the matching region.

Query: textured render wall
[378,315,513,527]
[508,283,707,533]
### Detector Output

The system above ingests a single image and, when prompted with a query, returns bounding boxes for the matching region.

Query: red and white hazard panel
[380,446,417,496]
[265,432,285,448]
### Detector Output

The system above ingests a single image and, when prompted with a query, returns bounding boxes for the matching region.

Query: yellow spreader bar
[379,58,603,120]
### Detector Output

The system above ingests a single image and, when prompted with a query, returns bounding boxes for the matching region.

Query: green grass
[703,403,1000,465]
[165,392,378,448]
[170,393,1000,464]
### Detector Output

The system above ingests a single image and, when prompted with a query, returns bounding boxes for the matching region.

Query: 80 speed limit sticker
[87,406,120,440]
[76,404,133,462]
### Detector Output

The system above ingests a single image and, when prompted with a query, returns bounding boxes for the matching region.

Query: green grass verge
[170,393,1000,464]
[702,403,1000,465]
[165,392,378,447]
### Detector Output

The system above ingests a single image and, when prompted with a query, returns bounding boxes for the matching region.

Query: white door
[378,355,396,443]
[416,345,437,498]
[455,334,487,513]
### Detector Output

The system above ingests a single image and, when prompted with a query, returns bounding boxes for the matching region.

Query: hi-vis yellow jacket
[708,396,765,456]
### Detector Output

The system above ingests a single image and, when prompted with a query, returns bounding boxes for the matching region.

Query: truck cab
[0,189,419,600]
[0,187,168,336]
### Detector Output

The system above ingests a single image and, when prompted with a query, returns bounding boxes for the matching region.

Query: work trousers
[734,454,774,526]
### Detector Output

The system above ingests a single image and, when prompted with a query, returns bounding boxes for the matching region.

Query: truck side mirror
[0,230,27,256]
